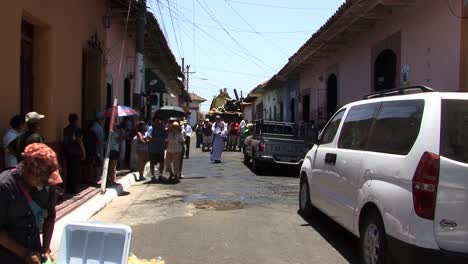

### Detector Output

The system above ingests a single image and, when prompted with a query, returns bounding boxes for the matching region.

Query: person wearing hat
[202,118,213,151]
[0,143,62,263]
[10,112,45,163]
[165,122,185,182]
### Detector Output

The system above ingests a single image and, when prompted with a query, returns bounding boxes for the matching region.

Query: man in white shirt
[2,115,25,169]
[182,121,193,159]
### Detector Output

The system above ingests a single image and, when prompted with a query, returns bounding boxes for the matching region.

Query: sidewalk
[50,171,140,256]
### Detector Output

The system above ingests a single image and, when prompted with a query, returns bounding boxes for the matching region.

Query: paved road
[92,141,359,264]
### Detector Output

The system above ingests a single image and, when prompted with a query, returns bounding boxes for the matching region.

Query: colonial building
[248,0,468,125]
[188,93,207,127]
[2,0,107,144]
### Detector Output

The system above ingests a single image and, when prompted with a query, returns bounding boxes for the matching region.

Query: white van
[299,86,468,264]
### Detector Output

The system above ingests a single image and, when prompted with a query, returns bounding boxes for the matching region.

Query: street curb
[50,171,139,256]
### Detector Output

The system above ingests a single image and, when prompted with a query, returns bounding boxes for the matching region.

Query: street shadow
[298,210,359,264]
[119,191,130,196]
[244,161,300,178]
[182,176,207,180]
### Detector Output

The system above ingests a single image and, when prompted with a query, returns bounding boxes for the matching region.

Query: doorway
[326,74,338,119]
[279,102,284,121]
[302,94,310,122]
[20,20,34,114]
[81,50,102,124]
[374,49,397,91]
[124,78,131,106]
[106,83,113,108]
[290,98,295,122]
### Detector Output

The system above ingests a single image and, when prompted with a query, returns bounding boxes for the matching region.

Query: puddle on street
[193,200,244,211]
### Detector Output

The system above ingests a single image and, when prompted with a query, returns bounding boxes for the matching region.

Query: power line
[196,66,271,77]
[195,0,275,71]
[223,0,289,56]
[226,0,335,11]
[154,0,171,44]
[192,0,196,70]
[176,16,273,75]
[158,0,274,74]
[166,0,184,58]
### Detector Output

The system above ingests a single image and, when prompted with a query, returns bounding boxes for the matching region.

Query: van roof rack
[364,86,434,99]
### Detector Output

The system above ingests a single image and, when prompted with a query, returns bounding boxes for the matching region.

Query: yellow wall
[1,0,106,143]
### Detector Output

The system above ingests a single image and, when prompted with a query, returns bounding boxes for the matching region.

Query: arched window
[374,49,397,91]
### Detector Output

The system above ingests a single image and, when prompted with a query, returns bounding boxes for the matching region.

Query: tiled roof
[189,93,207,102]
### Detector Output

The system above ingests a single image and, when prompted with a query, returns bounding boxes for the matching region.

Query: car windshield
[441,99,468,163]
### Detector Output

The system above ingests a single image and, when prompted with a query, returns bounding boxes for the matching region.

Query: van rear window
[441,100,468,163]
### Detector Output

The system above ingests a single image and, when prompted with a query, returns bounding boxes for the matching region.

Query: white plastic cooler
[57,222,132,264]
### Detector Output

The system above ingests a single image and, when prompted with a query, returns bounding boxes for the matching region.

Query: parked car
[299,86,468,264]
[243,120,317,174]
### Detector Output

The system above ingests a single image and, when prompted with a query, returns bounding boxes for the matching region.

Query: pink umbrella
[105,105,139,117]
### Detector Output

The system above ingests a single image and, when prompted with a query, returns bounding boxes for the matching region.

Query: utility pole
[185,65,196,93]
[134,0,146,115]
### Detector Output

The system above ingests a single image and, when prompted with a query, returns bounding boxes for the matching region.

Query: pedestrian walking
[12,112,45,163]
[228,122,239,151]
[147,116,167,182]
[82,121,99,183]
[182,121,192,159]
[202,118,213,151]
[107,120,122,186]
[91,113,105,161]
[134,121,148,181]
[3,115,25,170]
[62,113,86,194]
[195,120,203,148]
[91,112,105,180]
[165,122,185,182]
[0,143,62,263]
[210,116,227,163]
[239,119,246,150]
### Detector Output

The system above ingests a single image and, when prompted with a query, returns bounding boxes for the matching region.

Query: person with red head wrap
[0,143,61,263]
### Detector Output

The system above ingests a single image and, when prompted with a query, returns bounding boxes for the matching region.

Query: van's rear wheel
[360,211,387,264]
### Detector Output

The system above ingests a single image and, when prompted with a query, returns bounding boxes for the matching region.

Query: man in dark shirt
[0,143,62,263]
[202,119,212,151]
[63,113,86,194]
[147,116,167,182]
[195,120,203,148]
[10,112,45,163]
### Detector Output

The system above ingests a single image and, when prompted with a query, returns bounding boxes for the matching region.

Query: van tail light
[412,152,440,220]
[258,142,265,152]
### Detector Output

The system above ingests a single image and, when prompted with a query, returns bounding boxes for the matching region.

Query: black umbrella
[155,106,187,120]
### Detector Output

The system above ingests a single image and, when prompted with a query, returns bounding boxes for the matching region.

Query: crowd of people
[0,110,251,263]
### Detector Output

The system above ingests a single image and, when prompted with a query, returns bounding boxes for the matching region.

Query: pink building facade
[276,0,468,125]
[105,17,136,108]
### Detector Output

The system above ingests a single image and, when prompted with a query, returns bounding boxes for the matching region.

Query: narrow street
[92,141,359,264]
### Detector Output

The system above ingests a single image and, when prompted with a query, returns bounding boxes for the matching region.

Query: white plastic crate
[57,222,132,264]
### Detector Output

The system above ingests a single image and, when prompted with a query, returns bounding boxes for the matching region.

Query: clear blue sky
[147,0,345,112]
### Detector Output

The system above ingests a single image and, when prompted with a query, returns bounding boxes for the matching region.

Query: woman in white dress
[210,116,227,163]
